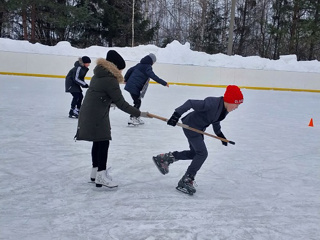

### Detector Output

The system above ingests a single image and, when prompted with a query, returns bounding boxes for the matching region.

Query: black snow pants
[70,92,83,109]
[130,93,141,118]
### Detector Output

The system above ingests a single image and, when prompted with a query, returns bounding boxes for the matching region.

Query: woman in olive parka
[76,50,149,188]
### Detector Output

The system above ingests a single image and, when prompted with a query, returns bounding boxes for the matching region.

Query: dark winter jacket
[175,97,228,137]
[124,55,167,97]
[65,58,89,93]
[75,58,141,142]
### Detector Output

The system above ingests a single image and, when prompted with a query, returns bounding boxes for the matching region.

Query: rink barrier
[0,51,320,93]
[1,70,319,93]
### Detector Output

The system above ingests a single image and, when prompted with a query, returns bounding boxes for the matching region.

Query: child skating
[124,53,168,126]
[152,85,244,195]
[65,56,91,118]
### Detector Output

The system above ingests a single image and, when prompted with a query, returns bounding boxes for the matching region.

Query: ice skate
[68,108,79,118]
[152,152,176,175]
[136,117,144,125]
[176,173,196,195]
[95,170,118,188]
[128,117,139,126]
[90,167,98,182]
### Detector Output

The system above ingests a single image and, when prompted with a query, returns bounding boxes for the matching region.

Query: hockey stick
[147,113,235,145]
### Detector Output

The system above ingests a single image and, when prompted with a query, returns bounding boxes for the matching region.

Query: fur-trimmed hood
[94,58,124,83]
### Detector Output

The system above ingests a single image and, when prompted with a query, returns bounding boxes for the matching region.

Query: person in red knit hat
[152,85,243,195]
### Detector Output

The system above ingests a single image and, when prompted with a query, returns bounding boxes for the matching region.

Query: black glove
[83,84,89,88]
[217,132,228,146]
[167,112,181,126]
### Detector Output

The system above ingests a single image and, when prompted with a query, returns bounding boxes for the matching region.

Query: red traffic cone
[308,118,314,127]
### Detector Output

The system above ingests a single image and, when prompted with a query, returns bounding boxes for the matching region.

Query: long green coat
[75,58,140,141]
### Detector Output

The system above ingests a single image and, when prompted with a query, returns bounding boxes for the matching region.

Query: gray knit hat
[148,53,156,64]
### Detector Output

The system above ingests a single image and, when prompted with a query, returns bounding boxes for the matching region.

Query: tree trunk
[237,0,248,55]
[227,0,236,55]
[289,1,299,54]
[30,2,36,43]
[22,6,28,40]
[132,0,135,47]
[308,0,320,60]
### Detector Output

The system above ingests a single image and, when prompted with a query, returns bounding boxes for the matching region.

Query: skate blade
[95,183,118,188]
[128,123,139,127]
[88,181,118,188]
[176,186,194,195]
[152,157,167,175]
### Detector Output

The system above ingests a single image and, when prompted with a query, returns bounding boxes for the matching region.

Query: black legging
[91,140,110,171]
[130,93,141,117]
[70,92,83,109]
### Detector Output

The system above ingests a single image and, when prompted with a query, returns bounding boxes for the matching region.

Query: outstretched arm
[167,99,206,126]
[145,66,167,86]
[174,99,207,116]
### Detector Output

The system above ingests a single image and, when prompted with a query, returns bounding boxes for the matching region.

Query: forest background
[1,0,320,61]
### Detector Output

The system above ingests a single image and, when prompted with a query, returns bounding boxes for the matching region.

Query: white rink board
[1,50,320,90]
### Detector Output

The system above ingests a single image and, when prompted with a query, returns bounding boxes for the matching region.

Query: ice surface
[0,75,319,240]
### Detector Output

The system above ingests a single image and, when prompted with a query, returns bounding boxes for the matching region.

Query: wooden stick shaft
[147,113,235,144]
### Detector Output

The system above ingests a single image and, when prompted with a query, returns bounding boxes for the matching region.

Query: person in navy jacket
[152,85,244,195]
[124,53,168,125]
[65,56,91,118]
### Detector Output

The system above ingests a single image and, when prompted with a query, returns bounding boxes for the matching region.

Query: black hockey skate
[68,109,78,118]
[152,152,176,175]
[176,173,196,195]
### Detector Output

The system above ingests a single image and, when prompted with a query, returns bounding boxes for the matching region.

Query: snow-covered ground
[0,75,319,240]
[1,38,320,73]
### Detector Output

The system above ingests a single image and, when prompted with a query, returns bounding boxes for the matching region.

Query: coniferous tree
[1,0,320,60]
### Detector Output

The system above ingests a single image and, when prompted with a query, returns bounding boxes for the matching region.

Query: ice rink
[0,75,319,240]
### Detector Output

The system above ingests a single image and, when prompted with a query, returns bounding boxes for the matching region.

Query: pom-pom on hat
[224,85,244,104]
[82,56,91,63]
[106,50,126,70]
[148,53,156,64]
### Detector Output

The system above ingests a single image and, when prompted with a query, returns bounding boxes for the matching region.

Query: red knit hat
[224,85,243,104]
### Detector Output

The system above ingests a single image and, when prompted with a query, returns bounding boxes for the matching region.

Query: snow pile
[1,37,320,72]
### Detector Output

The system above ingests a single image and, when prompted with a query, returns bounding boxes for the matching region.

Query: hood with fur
[94,58,124,83]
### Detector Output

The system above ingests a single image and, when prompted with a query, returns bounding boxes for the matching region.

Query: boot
[152,152,176,175]
[95,170,118,188]
[177,173,196,195]
[128,117,139,126]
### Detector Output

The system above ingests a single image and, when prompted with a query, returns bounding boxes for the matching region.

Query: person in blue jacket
[152,85,244,195]
[124,53,169,125]
[65,56,91,118]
